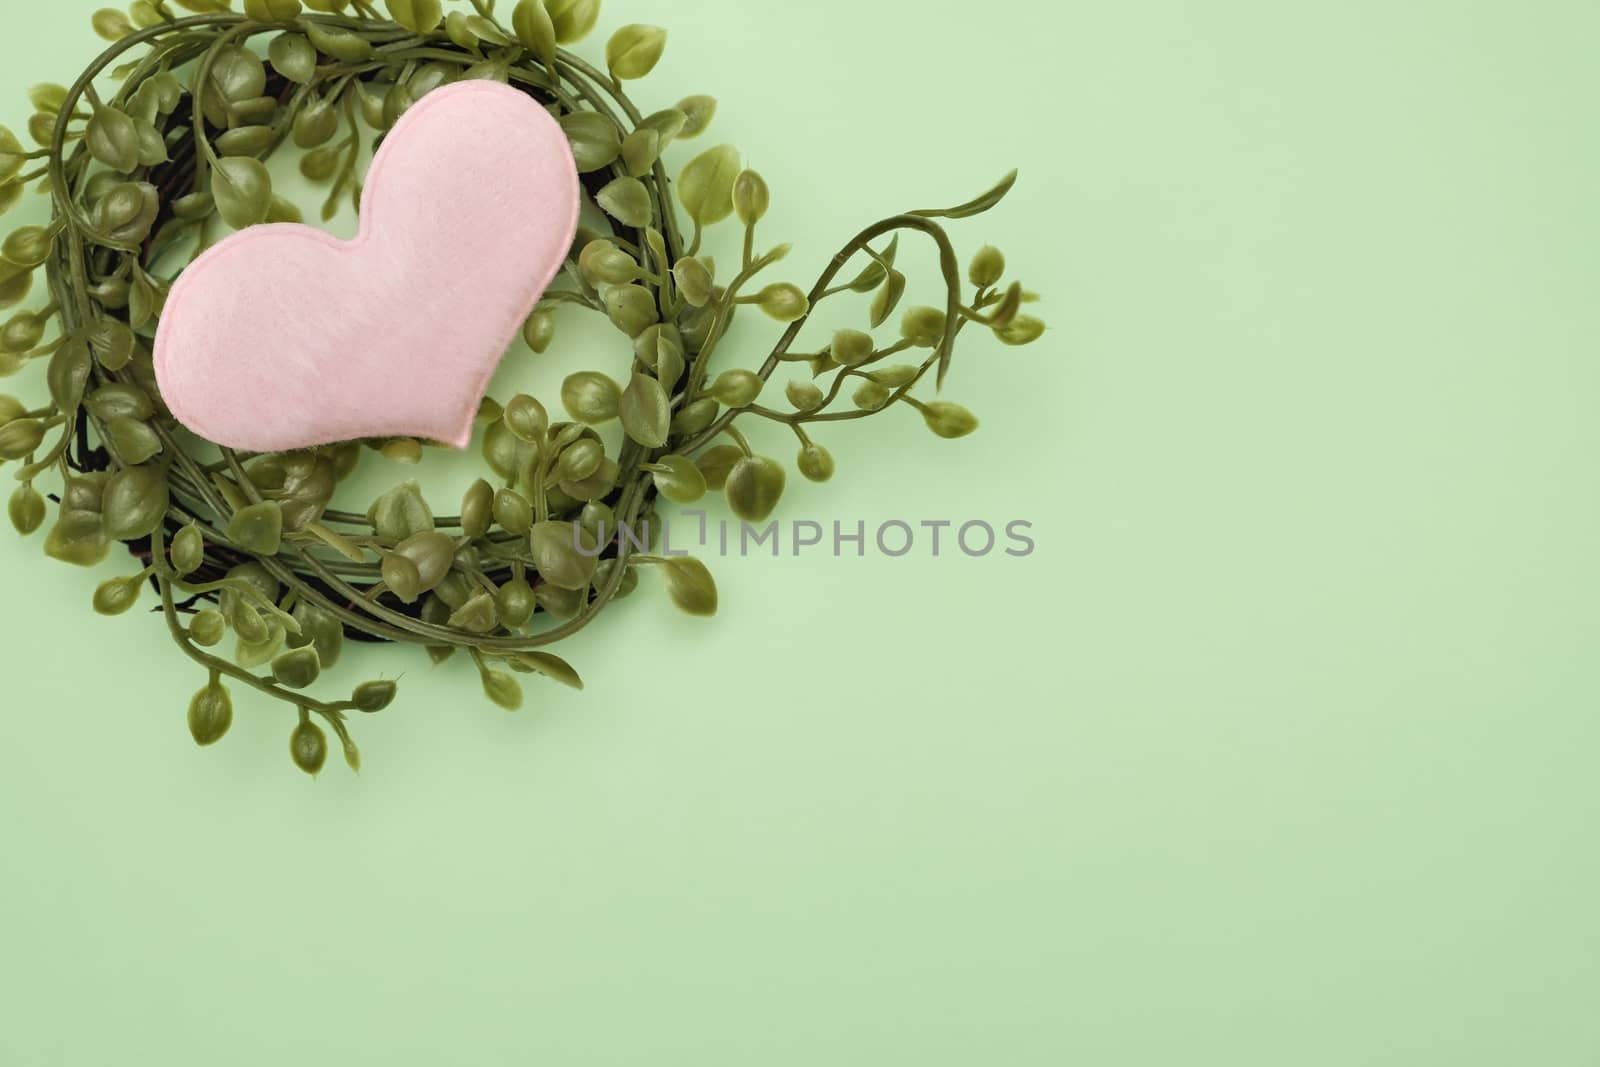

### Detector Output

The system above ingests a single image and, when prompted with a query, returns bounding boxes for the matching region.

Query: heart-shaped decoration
[153,80,580,453]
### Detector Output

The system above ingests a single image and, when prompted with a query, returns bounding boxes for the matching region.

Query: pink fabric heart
[153,80,580,453]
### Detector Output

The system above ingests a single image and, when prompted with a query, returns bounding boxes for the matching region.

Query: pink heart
[154,80,580,453]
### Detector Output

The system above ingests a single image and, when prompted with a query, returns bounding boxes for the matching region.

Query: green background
[4,1,1599,1063]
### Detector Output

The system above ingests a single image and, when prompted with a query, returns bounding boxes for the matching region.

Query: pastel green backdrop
[3,1,1598,1064]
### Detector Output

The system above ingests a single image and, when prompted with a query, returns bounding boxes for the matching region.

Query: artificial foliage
[0,0,1044,775]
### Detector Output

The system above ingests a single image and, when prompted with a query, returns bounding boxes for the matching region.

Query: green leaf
[606,24,667,80]
[546,0,600,43]
[86,106,139,173]
[596,176,653,228]
[0,125,25,182]
[47,336,91,411]
[211,156,272,228]
[102,465,169,541]
[844,235,899,293]
[244,0,303,20]
[619,372,670,448]
[103,415,160,467]
[228,501,284,555]
[676,95,717,138]
[91,8,134,41]
[558,111,620,173]
[268,33,318,84]
[869,268,907,329]
[386,0,442,32]
[512,0,558,67]
[725,456,786,523]
[528,521,599,591]
[911,169,1019,220]
[659,557,717,617]
[511,651,584,690]
[678,144,741,227]
[305,22,374,62]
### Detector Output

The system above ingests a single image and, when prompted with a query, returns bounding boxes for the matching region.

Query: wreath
[0,0,1044,775]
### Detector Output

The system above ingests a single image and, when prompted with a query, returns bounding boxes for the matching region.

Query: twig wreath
[0,0,1044,775]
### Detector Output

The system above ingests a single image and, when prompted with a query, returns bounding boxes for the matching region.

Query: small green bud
[672,256,715,307]
[290,718,328,775]
[900,306,948,348]
[496,577,537,629]
[996,315,1046,346]
[923,401,980,439]
[798,443,835,484]
[93,575,143,616]
[0,417,44,460]
[785,381,825,413]
[755,283,808,323]
[188,681,233,746]
[558,438,606,483]
[189,610,226,647]
[710,369,763,409]
[8,483,45,534]
[853,381,891,412]
[604,284,660,337]
[167,524,204,576]
[2,224,56,269]
[492,488,533,536]
[725,456,786,522]
[969,245,1006,288]
[522,309,555,353]
[482,668,524,711]
[733,169,770,227]
[381,552,422,604]
[380,438,424,464]
[461,479,494,540]
[272,647,322,690]
[830,329,876,367]
[1,311,44,353]
[352,680,398,713]
[561,371,622,424]
[867,364,921,388]
[578,239,639,287]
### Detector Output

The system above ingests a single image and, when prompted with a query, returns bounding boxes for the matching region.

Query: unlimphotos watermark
[572,514,1036,559]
